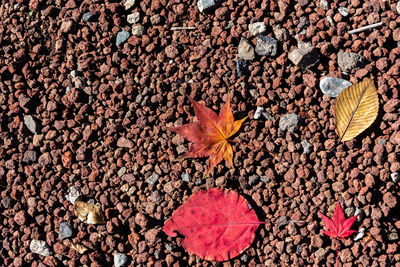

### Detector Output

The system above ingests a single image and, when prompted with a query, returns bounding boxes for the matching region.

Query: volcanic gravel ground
[0,0,400,266]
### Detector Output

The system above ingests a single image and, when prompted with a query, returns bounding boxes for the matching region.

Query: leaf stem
[336,237,339,267]
[226,139,278,159]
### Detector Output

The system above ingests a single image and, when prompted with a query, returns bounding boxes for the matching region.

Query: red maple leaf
[171,96,247,177]
[320,199,358,266]
[163,188,262,262]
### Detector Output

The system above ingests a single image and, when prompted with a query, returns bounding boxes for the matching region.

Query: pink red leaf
[170,97,247,177]
[320,199,358,240]
[163,188,262,262]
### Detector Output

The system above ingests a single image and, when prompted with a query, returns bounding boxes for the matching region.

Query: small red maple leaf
[319,198,358,267]
[319,199,357,239]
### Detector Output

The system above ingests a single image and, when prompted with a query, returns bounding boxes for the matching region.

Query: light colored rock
[301,140,313,155]
[391,172,399,183]
[238,37,255,61]
[124,0,135,10]
[279,114,301,132]
[255,35,278,56]
[24,115,37,134]
[30,240,52,256]
[248,22,266,35]
[197,0,215,12]
[127,12,140,24]
[338,6,349,17]
[65,186,81,205]
[397,1,400,14]
[320,0,329,10]
[114,253,129,267]
[337,51,364,73]
[150,14,161,25]
[254,107,264,119]
[319,77,352,97]
[131,24,144,36]
[288,42,319,69]
[354,227,365,241]
[273,25,288,41]
[116,31,130,46]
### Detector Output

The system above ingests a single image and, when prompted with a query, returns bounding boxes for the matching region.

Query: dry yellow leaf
[335,76,379,142]
[70,243,88,254]
[74,201,105,224]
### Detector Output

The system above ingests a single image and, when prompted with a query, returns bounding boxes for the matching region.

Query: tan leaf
[335,76,379,142]
[74,201,105,224]
[70,243,88,254]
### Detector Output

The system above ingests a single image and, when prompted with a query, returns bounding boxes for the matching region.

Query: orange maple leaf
[171,96,247,177]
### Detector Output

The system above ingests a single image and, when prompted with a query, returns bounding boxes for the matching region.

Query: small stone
[114,253,128,267]
[150,14,161,25]
[296,245,303,254]
[397,1,400,14]
[181,173,191,183]
[127,12,140,24]
[116,31,130,46]
[194,178,202,185]
[124,0,135,10]
[354,227,365,241]
[238,37,255,61]
[391,172,399,183]
[315,248,326,259]
[273,25,288,41]
[117,137,134,148]
[24,115,37,134]
[118,167,127,177]
[344,207,355,217]
[276,216,289,227]
[388,231,399,241]
[165,45,179,59]
[82,12,93,22]
[301,140,313,155]
[337,51,364,73]
[60,20,74,33]
[320,0,329,10]
[253,107,263,120]
[236,59,247,77]
[147,173,159,185]
[14,210,27,225]
[23,150,37,163]
[319,77,352,97]
[255,36,278,57]
[150,191,162,203]
[288,43,319,69]
[338,7,349,16]
[59,221,73,240]
[240,254,248,262]
[65,186,81,205]
[131,25,144,36]
[279,114,301,132]
[165,243,176,252]
[248,22,266,36]
[30,240,53,256]
[197,0,215,12]
[248,175,260,186]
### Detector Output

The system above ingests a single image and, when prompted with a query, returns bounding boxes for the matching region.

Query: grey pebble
[296,245,303,254]
[165,242,177,251]
[82,12,94,22]
[197,0,216,12]
[354,227,365,241]
[276,216,289,228]
[279,114,301,132]
[116,30,130,46]
[319,77,352,97]
[320,0,329,10]
[194,178,202,185]
[397,1,400,14]
[24,115,37,134]
[23,150,37,163]
[391,172,399,183]
[338,7,349,17]
[388,231,399,241]
[378,139,386,145]
[288,42,319,69]
[181,173,191,183]
[124,0,136,10]
[240,254,248,262]
[150,191,162,203]
[118,167,127,177]
[114,253,129,267]
[147,173,159,185]
[338,51,364,73]
[59,221,73,240]
[255,36,278,57]
[301,140,313,155]
[248,175,260,186]
[131,25,144,36]
[236,59,247,77]
[254,107,264,119]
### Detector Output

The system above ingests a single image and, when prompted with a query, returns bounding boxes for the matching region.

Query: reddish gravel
[0,0,400,266]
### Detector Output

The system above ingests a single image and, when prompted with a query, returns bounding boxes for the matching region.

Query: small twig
[170,26,196,31]
[347,22,383,34]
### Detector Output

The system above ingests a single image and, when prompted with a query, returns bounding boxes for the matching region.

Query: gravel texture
[0,0,399,266]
